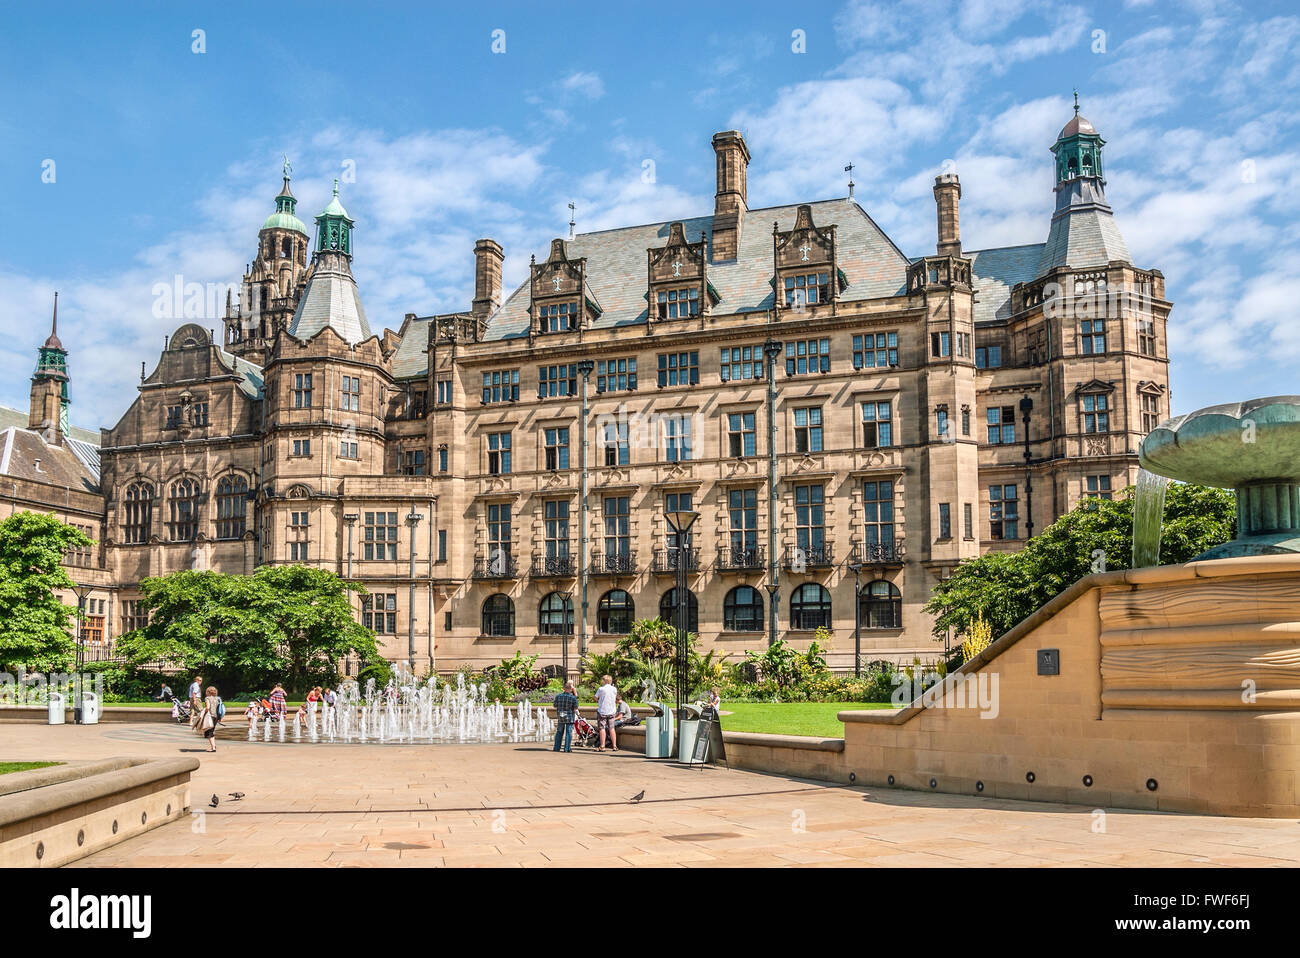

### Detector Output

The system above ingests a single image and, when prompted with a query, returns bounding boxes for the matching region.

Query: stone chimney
[711,131,750,261]
[472,238,504,318]
[28,379,63,444]
[933,173,961,257]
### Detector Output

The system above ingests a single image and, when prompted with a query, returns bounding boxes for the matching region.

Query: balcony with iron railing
[847,541,905,567]
[651,548,701,575]
[786,543,834,570]
[473,552,519,580]
[530,552,577,578]
[716,545,766,572]
[590,550,637,576]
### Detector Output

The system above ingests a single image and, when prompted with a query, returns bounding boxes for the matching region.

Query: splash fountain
[1139,395,1300,558]
[234,668,555,745]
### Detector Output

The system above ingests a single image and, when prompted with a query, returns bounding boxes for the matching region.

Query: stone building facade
[9,107,1171,673]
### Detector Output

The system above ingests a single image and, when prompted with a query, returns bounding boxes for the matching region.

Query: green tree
[0,511,94,671]
[116,565,378,692]
[925,483,1235,640]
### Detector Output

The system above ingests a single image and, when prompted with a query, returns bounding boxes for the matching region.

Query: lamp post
[847,556,863,677]
[342,513,358,678]
[577,360,594,659]
[70,583,93,724]
[1019,394,1035,539]
[665,508,698,719]
[763,338,783,649]
[559,587,574,681]
[406,511,423,672]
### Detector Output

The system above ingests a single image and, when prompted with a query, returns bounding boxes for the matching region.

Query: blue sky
[2,0,1298,427]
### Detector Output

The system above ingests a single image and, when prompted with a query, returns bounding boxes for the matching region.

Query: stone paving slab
[2,722,1299,867]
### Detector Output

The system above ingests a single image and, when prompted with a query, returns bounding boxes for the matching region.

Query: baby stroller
[170,696,193,723]
[572,714,598,749]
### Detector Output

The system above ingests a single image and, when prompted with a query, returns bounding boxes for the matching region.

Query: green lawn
[0,761,62,775]
[717,701,896,738]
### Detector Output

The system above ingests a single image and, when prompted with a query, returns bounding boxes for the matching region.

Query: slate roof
[391,315,434,379]
[214,347,265,398]
[0,422,100,490]
[289,259,372,344]
[968,244,1045,326]
[483,198,911,342]
[1035,178,1131,277]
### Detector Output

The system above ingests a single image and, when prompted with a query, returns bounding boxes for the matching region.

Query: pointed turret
[288,181,371,343]
[30,292,69,442]
[1036,93,1131,277]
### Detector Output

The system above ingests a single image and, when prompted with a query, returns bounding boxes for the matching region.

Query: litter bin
[82,691,100,725]
[48,691,65,725]
[644,702,673,758]
[677,703,703,763]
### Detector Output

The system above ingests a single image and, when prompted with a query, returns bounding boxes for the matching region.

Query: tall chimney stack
[472,238,504,319]
[933,173,961,257]
[711,131,750,261]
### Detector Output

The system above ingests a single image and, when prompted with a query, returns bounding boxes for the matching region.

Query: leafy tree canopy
[924,483,1235,641]
[0,511,93,671]
[116,565,378,692]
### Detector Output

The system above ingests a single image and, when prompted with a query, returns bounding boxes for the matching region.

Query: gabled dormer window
[773,205,840,312]
[647,222,712,325]
[530,239,596,337]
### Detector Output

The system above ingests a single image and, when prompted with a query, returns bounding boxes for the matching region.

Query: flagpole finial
[1073,88,1080,115]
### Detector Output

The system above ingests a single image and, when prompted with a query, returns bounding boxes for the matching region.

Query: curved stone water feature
[239,669,555,745]
[1139,395,1300,559]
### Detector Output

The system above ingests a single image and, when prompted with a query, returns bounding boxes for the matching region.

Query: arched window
[658,588,698,634]
[215,475,248,540]
[123,482,154,544]
[790,583,832,631]
[597,589,634,634]
[481,594,515,636]
[861,580,902,629]
[168,478,199,542]
[723,586,764,633]
[281,237,292,258]
[539,592,573,636]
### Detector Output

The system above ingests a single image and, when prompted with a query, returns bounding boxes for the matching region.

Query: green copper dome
[261,169,309,235]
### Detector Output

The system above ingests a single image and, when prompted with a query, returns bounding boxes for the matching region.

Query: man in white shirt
[595,674,619,752]
[188,676,203,707]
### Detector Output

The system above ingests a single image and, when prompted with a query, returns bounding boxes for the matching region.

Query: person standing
[552,681,578,753]
[188,675,203,708]
[269,682,287,721]
[196,686,224,753]
[595,674,619,752]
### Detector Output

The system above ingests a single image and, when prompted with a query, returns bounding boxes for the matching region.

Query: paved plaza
[5,722,1300,867]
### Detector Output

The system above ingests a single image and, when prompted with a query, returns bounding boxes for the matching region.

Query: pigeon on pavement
[628,790,645,803]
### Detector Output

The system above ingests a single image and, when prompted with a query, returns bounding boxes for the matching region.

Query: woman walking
[196,685,224,753]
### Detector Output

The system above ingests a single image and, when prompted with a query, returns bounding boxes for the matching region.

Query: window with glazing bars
[785,338,830,375]
[487,432,511,474]
[853,332,898,369]
[861,402,892,448]
[544,427,570,470]
[720,344,764,381]
[989,486,1018,539]
[539,302,578,333]
[657,287,699,318]
[657,351,699,387]
[728,412,756,457]
[663,415,692,462]
[596,358,636,392]
[784,272,830,306]
[793,407,823,453]
[482,369,519,403]
[1082,394,1109,432]
[363,511,398,560]
[538,364,577,398]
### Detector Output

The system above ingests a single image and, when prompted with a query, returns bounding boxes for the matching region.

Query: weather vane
[844,162,855,200]
[568,202,576,239]
[1073,88,1080,115]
